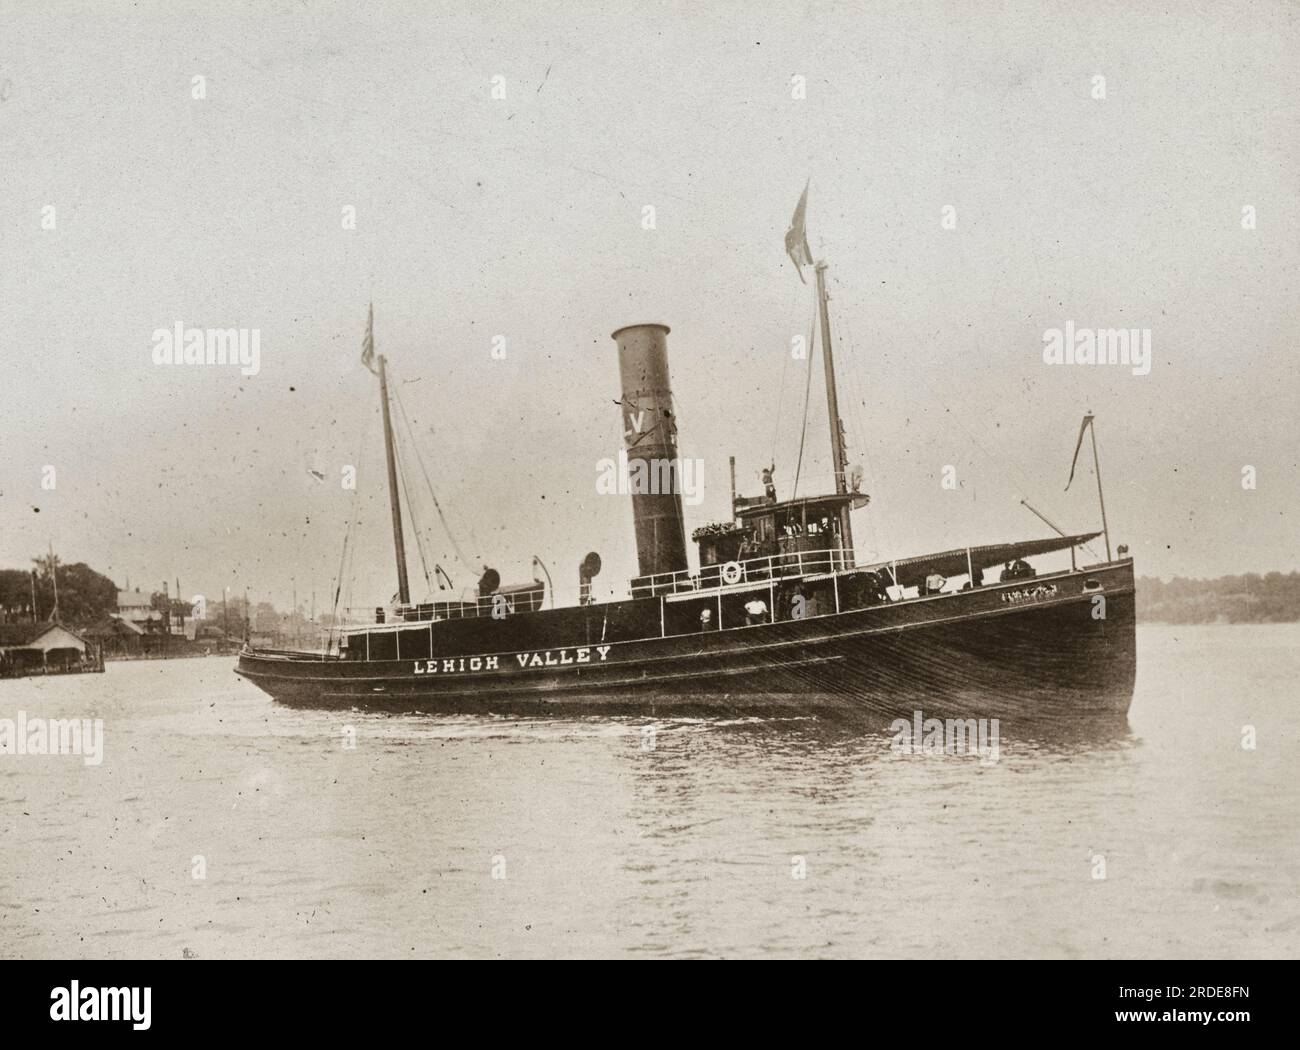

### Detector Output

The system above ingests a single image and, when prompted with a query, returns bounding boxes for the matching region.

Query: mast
[1088,415,1113,562]
[378,353,411,606]
[813,261,854,563]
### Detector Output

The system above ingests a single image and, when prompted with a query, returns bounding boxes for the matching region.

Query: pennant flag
[785,180,814,282]
[361,302,378,375]
[1065,413,1094,491]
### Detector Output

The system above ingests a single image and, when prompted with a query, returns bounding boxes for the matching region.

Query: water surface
[2,624,1296,958]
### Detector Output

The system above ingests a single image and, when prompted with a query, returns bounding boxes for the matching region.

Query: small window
[400,628,432,660]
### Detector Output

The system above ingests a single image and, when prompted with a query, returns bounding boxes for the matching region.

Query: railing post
[833,571,840,613]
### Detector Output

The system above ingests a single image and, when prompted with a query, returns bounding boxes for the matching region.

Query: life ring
[721,561,743,585]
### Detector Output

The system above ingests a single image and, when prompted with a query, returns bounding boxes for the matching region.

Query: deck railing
[331,552,873,630]
[306,559,1104,656]
[336,587,547,629]
[630,546,860,598]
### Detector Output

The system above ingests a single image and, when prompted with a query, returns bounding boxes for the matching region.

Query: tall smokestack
[611,323,688,583]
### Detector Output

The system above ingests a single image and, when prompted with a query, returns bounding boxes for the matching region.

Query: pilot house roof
[734,493,862,520]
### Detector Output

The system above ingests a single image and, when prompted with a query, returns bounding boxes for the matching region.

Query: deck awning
[863,532,1102,589]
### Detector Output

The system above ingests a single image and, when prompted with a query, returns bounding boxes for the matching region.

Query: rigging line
[392,432,435,601]
[326,413,370,655]
[393,395,456,570]
[791,282,819,499]
[329,500,359,651]
[326,520,352,656]
[390,379,480,577]
[341,521,357,622]
[840,314,1100,561]
[770,349,789,465]
[676,405,691,541]
[833,288,1059,522]
[770,298,798,465]
[342,495,363,622]
[388,391,436,593]
[929,387,1100,556]
[390,379,470,570]
[337,479,365,640]
[833,308,891,562]
[395,376,489,563]
[770,277,819,477]
[339,407,376,625]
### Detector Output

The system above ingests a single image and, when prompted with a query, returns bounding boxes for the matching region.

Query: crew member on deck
[699,607,716,631]
[761,463,776,502]
[744,598,769,625]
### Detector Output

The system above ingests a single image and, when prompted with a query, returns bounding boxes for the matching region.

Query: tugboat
[237,200,1136,716]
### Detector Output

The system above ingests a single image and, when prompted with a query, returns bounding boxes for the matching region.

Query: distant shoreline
[1137,573,1300,625]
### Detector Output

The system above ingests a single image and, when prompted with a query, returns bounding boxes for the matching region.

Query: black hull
[236,561,1136,718]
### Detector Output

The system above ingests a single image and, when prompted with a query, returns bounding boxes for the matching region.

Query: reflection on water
[2,625,1298,958]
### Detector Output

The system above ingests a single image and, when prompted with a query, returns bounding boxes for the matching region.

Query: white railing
[336,587,547,628]
[630,546,859,598]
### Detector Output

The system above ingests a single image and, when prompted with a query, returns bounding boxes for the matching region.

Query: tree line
[0,557,119,626]
[0,555,331,640]
[1137,572,1300,624]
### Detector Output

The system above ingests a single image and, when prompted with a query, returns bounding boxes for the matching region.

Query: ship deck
[236,559,1136,716]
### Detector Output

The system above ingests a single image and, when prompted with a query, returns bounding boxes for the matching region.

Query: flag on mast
[785,179,814,282]
[1065,413,1095,491]
[361,302,378,375]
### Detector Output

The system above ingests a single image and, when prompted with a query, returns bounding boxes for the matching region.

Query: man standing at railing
[744,598,769,625]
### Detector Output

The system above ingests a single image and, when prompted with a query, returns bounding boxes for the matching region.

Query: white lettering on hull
[413,646,611,676]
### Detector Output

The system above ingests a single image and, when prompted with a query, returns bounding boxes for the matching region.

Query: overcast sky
[1,0,1297,612]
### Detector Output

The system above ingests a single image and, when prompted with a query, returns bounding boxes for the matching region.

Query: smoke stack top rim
[610,322,671,341]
